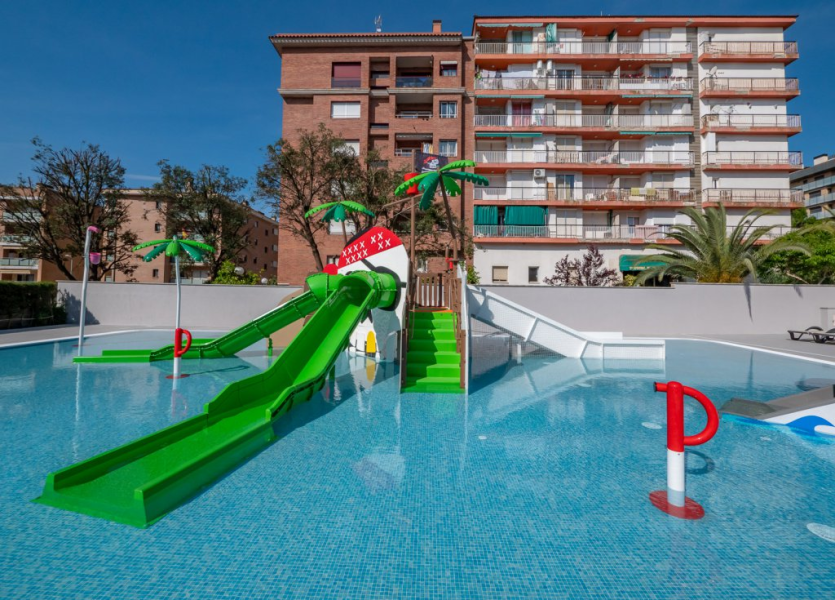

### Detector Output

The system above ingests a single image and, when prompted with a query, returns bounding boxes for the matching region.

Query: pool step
[403,311,462,394]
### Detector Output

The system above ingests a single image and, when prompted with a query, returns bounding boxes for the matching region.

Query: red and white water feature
[167,327,192,380]
[650,381,719,520]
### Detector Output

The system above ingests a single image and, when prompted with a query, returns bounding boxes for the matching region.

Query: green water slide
[37,270,398,527]
[73,276,340,364]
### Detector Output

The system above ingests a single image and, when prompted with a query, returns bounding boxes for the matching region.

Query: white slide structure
[467,286,665,360]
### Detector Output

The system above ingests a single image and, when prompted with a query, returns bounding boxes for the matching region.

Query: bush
[208,260,276,285]
[466,265,481,285]
[0,281,61,329]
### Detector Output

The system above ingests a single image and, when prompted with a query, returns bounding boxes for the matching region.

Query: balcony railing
[700,78,799,93]
[699,41,798,56]
[0,257,38,267]
[474,113,694,129]
[331,77,362,88]
[701,114,801,130]
[393,149,419,157]
[475,75,694,92]
[702,189,803,204]
[1,210,41,222]
[0,235,32,245]
[473,224,795,241]
[808,193,835,211]
[395,76,433,88]
[475,41,692,55]
[475,149,694,166]
[702,151,803,168]
[474,186,696,204]
[395,111,433,119]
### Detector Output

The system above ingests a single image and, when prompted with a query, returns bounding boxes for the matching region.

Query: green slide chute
[73,274,341,363]
[37,270,397,527]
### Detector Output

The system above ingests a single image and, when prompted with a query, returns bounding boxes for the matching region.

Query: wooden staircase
[400,271,466,394]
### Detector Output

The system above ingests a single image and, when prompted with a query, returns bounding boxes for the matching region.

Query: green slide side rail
[73,274,341,364]
[37,270,397,527]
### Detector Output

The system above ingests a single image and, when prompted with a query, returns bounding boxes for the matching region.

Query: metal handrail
[699,41,798,55]
[474,113,694,128]
[699,78,799,92]
[701,114,801,128]
[702,151,803,166]
[474,150,695,166]
[473,186,696,203]
[475,41,692,55]
[475,76,694,92]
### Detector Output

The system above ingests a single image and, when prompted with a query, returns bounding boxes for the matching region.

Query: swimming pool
[1,333,834,599]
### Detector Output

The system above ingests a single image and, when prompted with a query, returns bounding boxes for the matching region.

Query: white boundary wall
[58,281,303,329]
[476,283,835,336]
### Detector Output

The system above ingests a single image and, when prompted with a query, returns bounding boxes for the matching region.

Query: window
[264,228,268,236]
[154,223,161,233]
[528,267,539,284]
[338,140,360,155]
[439,61,458,77]
[331,62,361,88]
[492,266,508,283]
[264,247,268,254]
[155,200,162,210]
[416,257,428,272]
[649,66,672,79]
[331,101,361,119]
[152,268,159,279]
[439,140,458,157]
[326,255,340,265]
[253,257,258,265]
[439,101,458,119]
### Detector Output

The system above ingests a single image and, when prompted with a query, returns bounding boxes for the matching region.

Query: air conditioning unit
[533,169,546,179]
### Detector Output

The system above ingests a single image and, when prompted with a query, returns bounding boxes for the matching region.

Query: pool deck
[675,334,835,364]
[0,324,152,347]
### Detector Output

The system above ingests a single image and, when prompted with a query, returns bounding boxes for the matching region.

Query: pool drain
[808,523,835,543]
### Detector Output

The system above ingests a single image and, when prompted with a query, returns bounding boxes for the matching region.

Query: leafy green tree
[0,138,138,281]
[759,221,835,285]
[209,260,275,285]
[636,204,809,284]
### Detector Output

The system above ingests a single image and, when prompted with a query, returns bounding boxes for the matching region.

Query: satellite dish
[707,66,718,77]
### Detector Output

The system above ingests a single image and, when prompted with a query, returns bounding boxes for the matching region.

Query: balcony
[395,76,433,89]
[473,224,795,242]
[1,210,41,222]
[808,193,835,212]
[702,189,803,207]
[330,77,362,88]
[473,186,696,205]
[702,151,802,171]
[474,113,694,131]
[700,114,801,134]
[700,78,800,98]
[475,41,692,56]
[699,41,798,63]
[0,235,32,246]
[395,110,433,119]
[475,149,694,170]
[475,76,694,98]
[0,257,38,268]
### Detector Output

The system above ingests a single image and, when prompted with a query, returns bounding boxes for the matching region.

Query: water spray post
[650,381,719,520]
[77,226,101,355]
[169,328,192,380]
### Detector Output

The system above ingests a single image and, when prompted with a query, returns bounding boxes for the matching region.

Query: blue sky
[1,0,833,190]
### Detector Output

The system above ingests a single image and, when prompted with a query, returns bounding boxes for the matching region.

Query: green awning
[619,254,665,272]
[474,205,499,225]
[505,206,545,226]
[622,131,653,136]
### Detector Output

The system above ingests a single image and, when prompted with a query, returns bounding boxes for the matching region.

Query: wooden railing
[447,273,466,390]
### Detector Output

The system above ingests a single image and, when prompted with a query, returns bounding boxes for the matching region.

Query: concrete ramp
[467,286,665,360]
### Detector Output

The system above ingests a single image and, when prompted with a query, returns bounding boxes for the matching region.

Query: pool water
[2,333,835,599]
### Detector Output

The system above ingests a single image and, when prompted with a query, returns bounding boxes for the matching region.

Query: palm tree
[394,160,489,261]
[134,235,214,377]
[635,204,809,284]
[304,200,375,246]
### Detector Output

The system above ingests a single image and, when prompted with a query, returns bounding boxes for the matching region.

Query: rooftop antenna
[375,15,382,33]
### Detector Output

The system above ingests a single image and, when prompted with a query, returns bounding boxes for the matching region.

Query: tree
[256,125,360,272]
[0,138,138,281]
[635,204,809,284]
[209,260,275,285]
[144,161,251,281]
[759,213,835,284]
[305,200,374,246]
[394,160,489,261]
[544,245,619,286]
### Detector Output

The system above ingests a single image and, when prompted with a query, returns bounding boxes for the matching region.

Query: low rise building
[791,154,835,219]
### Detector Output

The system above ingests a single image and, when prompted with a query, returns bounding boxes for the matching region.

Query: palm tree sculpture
[635,204,808,284]
[133,235,214,378]
[305,200,375,246]
[394,160,489,261]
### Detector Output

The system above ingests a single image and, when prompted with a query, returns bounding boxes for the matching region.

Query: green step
[408,339,457,353]
[407,363,460,378]
[406,350,460,365]
[411,311,454,321]
[403,375,462,394]
[410,328,456,341]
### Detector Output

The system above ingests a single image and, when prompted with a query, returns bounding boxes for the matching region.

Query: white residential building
[470,16,801,285]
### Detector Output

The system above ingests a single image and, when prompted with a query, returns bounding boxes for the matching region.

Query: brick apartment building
[270,20,473,284]
[0,189,278,284]
[271,15,802,285]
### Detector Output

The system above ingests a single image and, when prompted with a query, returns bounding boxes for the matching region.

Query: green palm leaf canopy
[394,160,489,210]
[132,236,215,263]
[304,200,374,222]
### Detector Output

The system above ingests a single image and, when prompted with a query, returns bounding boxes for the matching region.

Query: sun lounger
[811,329,835,344]
[787,326,824,341]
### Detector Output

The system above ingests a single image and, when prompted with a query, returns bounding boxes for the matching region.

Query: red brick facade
[271,24,474,284]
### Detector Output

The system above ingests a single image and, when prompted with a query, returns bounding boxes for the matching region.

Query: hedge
[0,281,65,329]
